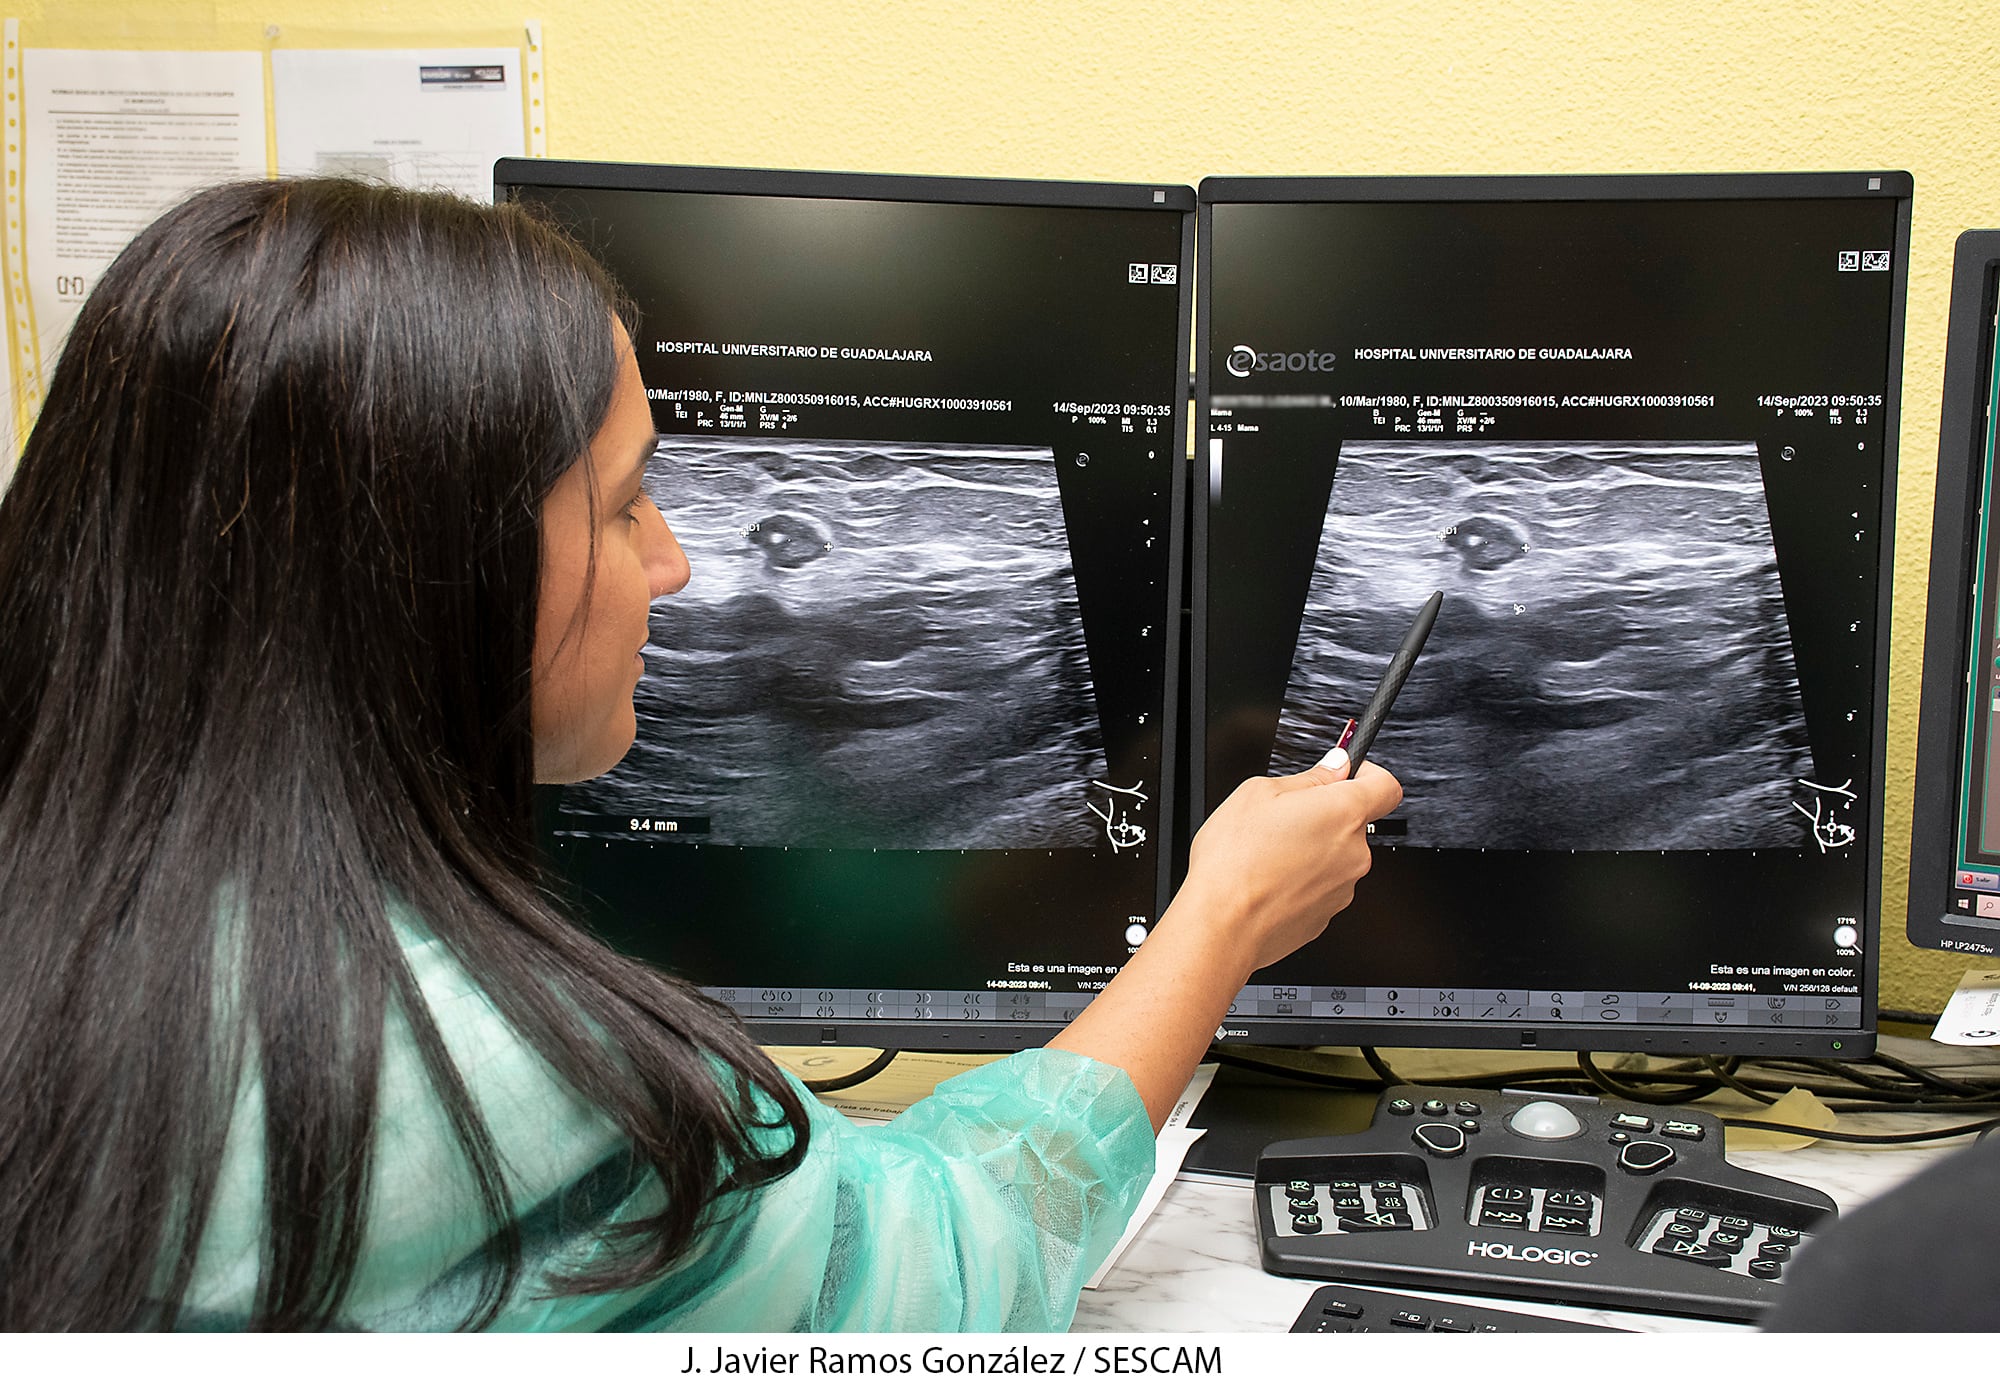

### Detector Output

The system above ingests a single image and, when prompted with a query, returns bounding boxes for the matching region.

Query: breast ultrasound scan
[585,436,1103,853]
[1272,438,1811,853]
[1197,175,1909,1051]
[507,165,1192,1043]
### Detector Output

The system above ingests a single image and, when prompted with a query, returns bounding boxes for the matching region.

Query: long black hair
[0,178,810,1330]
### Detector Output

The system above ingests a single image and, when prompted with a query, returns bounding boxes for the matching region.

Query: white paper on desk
[1933,967,2000,1046]
[273,50,524,203]
[1084,1063,1217,1289]
[22,50,265,383]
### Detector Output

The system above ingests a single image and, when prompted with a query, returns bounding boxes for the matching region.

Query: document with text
[273,48,525,202]
[23,49,265,382]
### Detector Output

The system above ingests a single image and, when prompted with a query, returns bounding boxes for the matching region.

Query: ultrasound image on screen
[565,436,1107,850]
[1270,441,1812,850]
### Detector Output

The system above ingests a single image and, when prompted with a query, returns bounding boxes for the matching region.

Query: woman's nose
[644,499,691,598]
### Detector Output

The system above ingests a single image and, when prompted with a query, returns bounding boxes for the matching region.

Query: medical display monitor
[500,161,1193,1046]
[1909,230,2000,958]
[1196,173,1910,1054]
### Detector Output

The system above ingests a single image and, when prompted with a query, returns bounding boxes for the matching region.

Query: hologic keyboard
[1290,1281,1622,1333]
[1256,1087,1836,1322]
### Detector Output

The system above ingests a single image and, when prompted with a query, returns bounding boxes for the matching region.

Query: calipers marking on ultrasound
[1792,777,1858,853]
[1088,780,1150,853]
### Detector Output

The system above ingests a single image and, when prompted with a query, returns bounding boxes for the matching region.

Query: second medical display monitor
[1195,173,1910,1055]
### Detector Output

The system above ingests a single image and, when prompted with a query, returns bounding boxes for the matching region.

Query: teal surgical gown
[180,924,1156,1331]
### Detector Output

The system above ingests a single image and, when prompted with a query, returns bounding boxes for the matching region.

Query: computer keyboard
[1290,1281,1621,1333]
[1256,1086,1836,1322]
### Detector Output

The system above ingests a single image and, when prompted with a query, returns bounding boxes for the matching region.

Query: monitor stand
[1180,1054,1382,1182]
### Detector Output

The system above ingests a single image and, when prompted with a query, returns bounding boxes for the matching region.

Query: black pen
[1333,590,1443,771]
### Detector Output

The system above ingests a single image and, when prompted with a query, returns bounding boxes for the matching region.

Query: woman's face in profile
[531,321,689,783]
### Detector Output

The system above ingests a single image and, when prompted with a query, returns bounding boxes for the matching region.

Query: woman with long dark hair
[0,178,1399,1331]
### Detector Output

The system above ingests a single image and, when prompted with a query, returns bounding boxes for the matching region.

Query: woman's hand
[1180,749,1404,972]
[1049,749,1402,1129]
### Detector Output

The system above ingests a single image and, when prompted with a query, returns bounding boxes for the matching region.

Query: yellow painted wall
[30,1,2000,1011]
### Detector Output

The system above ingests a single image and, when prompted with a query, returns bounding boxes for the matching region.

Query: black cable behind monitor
[1204,1045,2000,1143]
[801,1048,901,1094]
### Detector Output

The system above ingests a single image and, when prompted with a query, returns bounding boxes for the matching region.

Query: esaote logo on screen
[1224,345,1337,378]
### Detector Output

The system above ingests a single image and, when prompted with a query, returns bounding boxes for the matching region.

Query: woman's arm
[1049,753,1402,1130]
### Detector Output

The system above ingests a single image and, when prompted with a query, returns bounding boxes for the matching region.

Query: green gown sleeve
[181,926,1156,1332]
[551,1050,1159,1333]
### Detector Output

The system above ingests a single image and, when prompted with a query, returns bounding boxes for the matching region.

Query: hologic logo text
[1466,1241,1596,1266]
[1224,344,1337,378]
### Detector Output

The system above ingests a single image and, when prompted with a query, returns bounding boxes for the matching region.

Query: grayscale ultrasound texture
[1271,440,1813,851]
[564,436,1107,850]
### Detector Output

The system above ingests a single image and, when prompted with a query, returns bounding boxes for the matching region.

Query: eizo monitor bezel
[1193,171,1909,1055]
[1908,229,2000,957]
[497,158,1197,1048]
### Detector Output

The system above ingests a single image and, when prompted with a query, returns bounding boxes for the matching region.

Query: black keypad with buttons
[1257,1088,1837,1323]
[1637,1206,1809,1280]
[1266,1175,1430,1236]
[1468,1175,1603,1236]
